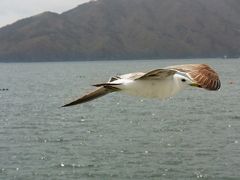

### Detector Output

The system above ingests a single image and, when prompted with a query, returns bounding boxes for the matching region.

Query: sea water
[0,59,239,179]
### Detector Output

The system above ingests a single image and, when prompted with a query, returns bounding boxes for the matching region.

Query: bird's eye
[181,79,186,82]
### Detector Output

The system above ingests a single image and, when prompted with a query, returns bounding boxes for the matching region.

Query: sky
[0,0,90,28]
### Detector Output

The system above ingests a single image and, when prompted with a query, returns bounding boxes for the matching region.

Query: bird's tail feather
[62,86,116,107]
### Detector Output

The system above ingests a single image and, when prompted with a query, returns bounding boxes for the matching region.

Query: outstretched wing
[136,69,176,80]
[62,87,113,107]
[115,69,176,81]
[166,64,221,91]
[116,69,176,81]
[118,72,145,80]
[93,69,176,88]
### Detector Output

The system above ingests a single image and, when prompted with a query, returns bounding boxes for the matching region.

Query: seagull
[62,64,220,107]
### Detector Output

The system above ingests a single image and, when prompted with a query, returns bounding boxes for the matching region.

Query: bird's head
[174,73,202,89]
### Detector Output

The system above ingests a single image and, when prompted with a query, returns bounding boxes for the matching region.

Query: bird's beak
[190,83,202,88]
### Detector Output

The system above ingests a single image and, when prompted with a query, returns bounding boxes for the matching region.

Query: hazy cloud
[0,0,90,27]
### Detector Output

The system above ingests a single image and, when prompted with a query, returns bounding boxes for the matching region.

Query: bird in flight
[62,64,220,107]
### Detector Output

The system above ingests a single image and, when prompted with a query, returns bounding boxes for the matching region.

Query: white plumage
[63,64,220,107]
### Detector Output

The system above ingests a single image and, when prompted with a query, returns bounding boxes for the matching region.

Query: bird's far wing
[110,69,175,81]
[166,64,221,91]
[136,69,176,80]
[62,87,112,107]
[118,72,145,80]
[92,72,145,87]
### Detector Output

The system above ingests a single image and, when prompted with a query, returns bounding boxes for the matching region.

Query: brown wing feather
[167,64,221,91]
[111,69,176,81]
[137,69,176,80]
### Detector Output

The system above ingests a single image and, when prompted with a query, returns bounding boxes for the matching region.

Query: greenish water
[0,59,240,180]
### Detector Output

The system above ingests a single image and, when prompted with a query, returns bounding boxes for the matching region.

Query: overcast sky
[0,0,90,28]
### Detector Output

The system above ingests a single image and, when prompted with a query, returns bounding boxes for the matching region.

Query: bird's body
[109,76,180,99]
[63,64,221,107]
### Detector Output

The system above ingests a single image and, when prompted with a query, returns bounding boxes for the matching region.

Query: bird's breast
[118,79,181,99]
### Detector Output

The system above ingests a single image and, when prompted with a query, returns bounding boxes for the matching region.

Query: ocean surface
[0,58,239,180]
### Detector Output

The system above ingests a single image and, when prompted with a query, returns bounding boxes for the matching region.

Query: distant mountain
[0,0,240,61]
